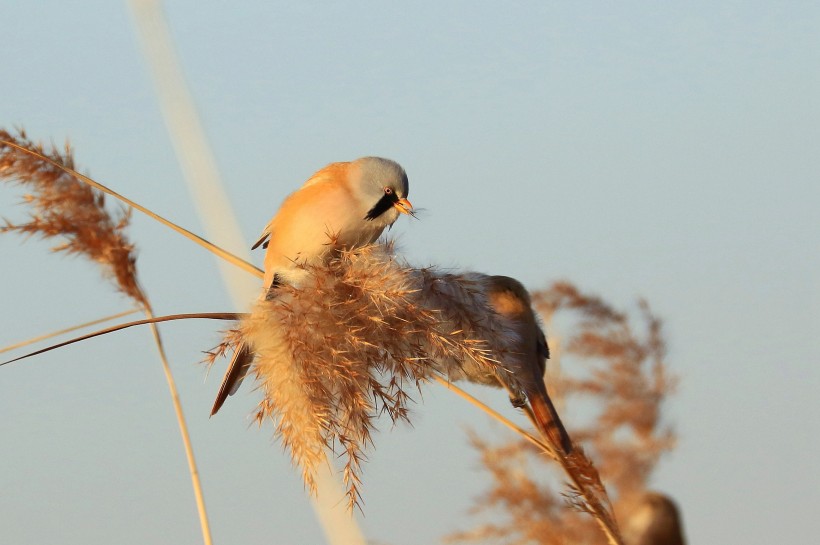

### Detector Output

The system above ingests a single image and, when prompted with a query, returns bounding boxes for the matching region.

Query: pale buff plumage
[211,157,412,415]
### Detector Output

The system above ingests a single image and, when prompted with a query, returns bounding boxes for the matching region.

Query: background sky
[2,2,819,544]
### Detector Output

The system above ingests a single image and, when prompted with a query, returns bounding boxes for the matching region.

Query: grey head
[351,157,412,227]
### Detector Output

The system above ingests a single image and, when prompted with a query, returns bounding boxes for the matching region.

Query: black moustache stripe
[364,193,397,221]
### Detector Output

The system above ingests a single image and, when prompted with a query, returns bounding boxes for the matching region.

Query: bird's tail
[211,274,280,416]
[210,342,254,416]
[528,386,573,455]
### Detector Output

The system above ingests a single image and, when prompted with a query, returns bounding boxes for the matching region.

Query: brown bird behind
[624,492,686,545]
[485,275,573,454]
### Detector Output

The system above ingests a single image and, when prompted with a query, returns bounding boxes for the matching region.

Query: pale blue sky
[2,2,819,544]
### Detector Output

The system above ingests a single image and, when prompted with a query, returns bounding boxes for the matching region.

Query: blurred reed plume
[447,282,678,545]
[207,243,528,510]
[0,128,213,545]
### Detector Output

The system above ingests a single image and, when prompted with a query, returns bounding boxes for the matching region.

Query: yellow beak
[394,198,413,215]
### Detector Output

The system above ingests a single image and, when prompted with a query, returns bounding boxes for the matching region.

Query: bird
[623,492,686,545]
[484,275,573,454]
[210,157,413,415]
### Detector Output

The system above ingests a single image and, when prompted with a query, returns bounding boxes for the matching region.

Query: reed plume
[534,283,676,500]
[1,129,145,305]
[447,282,677,545]
[208,243,526,510]
[0,128,213,545]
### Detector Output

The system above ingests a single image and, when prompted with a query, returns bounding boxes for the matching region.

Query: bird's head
[352,157,413,228]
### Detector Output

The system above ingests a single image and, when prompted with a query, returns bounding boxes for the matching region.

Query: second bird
[484,275,573,454]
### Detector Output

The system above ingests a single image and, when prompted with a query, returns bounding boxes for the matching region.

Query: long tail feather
[529,387,573,455]
[210,342,254,416]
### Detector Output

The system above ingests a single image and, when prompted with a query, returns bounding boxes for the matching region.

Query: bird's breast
[261,182,388,284]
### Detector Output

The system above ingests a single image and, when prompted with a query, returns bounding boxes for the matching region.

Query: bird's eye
[383,186,393,195]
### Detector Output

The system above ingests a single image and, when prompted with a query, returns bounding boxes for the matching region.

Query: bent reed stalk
[1,312,243,368]
[0,308,141,355]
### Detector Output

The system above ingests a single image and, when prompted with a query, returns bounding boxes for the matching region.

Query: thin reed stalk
[0,308,140,355]
[144,307,212,545]
[1,312,243,368]
[433,376,554,457]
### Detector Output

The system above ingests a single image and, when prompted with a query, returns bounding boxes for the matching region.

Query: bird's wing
[300,161,350,188]
[537,327,550,361]
[251,224,272,250]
